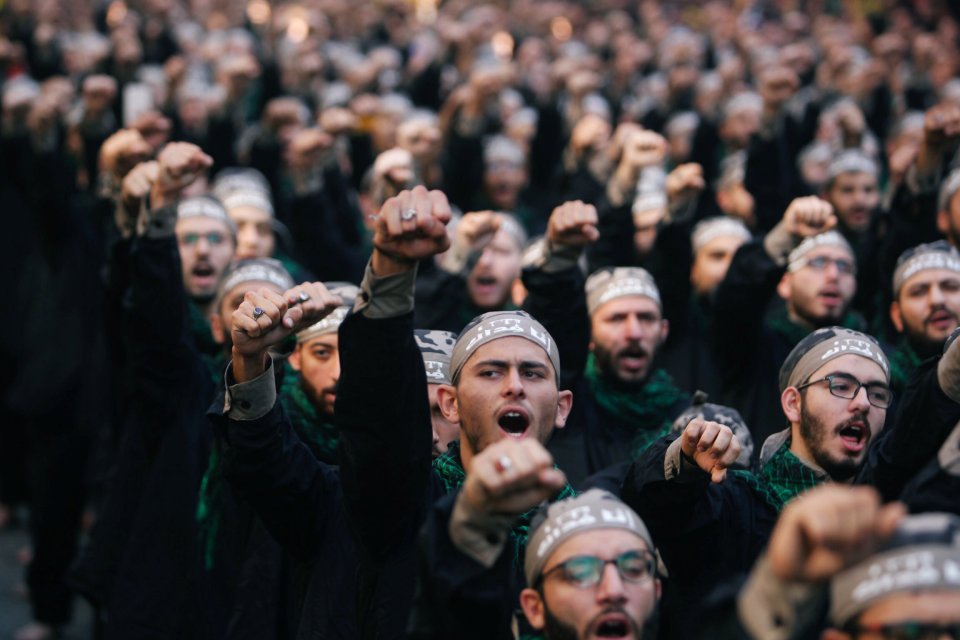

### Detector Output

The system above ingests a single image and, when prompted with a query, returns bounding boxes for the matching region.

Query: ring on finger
[495,455,513,473]
[400,208,418,222]
[253,306,266,320]
[297,291,311,304]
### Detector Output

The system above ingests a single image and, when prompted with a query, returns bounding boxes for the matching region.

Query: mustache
[617,346,649,359]
[924,305,959,325]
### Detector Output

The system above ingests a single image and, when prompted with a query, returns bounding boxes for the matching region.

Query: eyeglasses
[793,255,857,275]
[797,373,893,408]
[178,232,228,247]
[846,621,960,639]
[537,550,656,589]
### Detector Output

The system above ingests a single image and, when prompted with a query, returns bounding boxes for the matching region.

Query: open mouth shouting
[837,417,869,454]
[589,610,639,639]
[191,262,218,290]
[497,406,531,439]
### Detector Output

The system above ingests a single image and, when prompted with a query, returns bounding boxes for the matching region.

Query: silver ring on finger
[495,455,513,473]
[400,208,418,222]
[297,291,311,304]
[253,306,266,320]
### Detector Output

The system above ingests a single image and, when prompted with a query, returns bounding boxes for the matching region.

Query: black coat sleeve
[215,400,342,563]
[336,310,434,561]
[712,239,784,382]
[856,357,960,501]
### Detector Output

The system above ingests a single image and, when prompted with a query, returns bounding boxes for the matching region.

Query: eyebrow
[825,370,888,386]
[471,359,549,370]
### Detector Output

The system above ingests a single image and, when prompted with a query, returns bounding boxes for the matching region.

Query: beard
[591,342,653,390]
[798,403,864,482]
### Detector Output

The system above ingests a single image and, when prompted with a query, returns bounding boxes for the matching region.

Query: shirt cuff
[664,437,708,482]
[448,491,514,568]
[522,237,582,273]
[223,358,277,421]
[763,221,795,267]
[737,554,825,640]
[354,259,417,319]
[139,203,177,239]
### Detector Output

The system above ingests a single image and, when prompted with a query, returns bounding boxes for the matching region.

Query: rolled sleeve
[224,358,277,421]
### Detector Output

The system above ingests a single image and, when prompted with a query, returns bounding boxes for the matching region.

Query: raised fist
[620,129,667,172]
[782,196,837,238]
[461,438,567,518]
[99,129,152,180]
[120,160,159,217]
[371,186,452,274]
[666,162,705,204]
[151,142,213,207]
[546,200,599,248]
[232,282,343,361]
[285,127,334,170]
[767,485,905,582]
[922,103,960,151]
[680,418,742,484]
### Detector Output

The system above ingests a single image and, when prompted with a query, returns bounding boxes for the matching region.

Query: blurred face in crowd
[778,247,857,327]
[590,296,669,386]
[720,106,761,150]
[484,160,527,211]
[691,234,747,296]
[632,208,663,259]
[520,529,661,640]
[229,205,275,260]
[437,337,572,468]
[467,228,523,310]
[176,216,236,304]
[289,334,340,416]
[890,268,960,356]
[825,171,880,233]
[784,354,888,482]
[428,384,460,458]
[824,592,960,640]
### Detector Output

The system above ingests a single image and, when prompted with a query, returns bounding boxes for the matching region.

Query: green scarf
[197,364,339,570]
[279,362,340,464]
[433,440,577,566]
[766,305,864,351]
[731,440,827,512]
[583,353,684,456]
[888,340,922,395]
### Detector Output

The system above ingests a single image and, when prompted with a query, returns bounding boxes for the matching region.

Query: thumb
[583,224,600,242]
[710,466,727,484]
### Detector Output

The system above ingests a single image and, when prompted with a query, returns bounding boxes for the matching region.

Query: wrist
[232,348,268,383]
[371,248,417,277]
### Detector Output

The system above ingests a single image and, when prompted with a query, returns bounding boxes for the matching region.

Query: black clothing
[713,239,865,449]
[522,263,687,487]
[69,218,213,639]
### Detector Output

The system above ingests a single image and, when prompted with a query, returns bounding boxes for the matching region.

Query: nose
[849,384,872,411]
[501,367,525,398]
[930,284,946,305]
[624,315,644,340]
[238,225,258,253]
[595,563,627,605]
[476,246,494,268]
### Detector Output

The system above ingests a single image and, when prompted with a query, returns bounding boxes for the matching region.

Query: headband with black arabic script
[450,311,561,384]
[779,327,889,393]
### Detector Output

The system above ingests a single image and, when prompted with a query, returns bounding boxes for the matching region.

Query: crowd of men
[4,0,960,638]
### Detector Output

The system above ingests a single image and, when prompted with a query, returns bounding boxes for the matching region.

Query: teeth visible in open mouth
[840,425,863,440]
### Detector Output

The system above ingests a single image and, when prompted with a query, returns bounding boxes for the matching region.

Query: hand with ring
[371,185,453,276]
[461,439,567,520]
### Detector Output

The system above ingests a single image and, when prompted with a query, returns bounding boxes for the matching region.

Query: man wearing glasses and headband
[622,326,892,637]
[714,195,862,450]
[520,490,662,640]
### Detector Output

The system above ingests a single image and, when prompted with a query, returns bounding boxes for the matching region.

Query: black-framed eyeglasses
[537,550,656,589]
[845,621,960,639]
[793,255,857,275]
[797,373,893,409]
